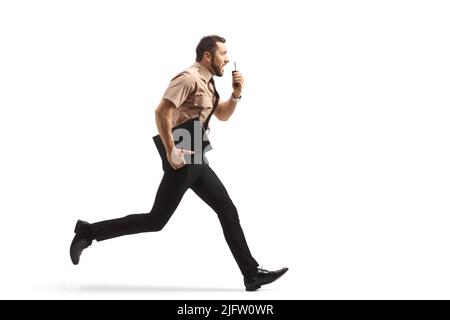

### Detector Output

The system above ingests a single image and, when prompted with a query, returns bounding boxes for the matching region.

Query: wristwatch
[231,93,242,102]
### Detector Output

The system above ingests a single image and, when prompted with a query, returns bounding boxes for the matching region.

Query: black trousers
[89,163,259,277]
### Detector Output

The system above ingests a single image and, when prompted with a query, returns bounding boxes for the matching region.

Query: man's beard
[210,57,223,77]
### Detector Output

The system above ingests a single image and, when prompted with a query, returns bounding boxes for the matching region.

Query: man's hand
[167,147,195,170]
[232,70,244,97]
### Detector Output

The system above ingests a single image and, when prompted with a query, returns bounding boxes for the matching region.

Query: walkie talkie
[232,62,239,89]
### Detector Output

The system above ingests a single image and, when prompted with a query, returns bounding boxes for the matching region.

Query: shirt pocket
[194,94,213,110]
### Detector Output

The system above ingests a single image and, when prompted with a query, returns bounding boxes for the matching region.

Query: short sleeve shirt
[162,62,218,127]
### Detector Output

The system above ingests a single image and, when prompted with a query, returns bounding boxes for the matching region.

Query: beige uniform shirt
[162,62,217,127]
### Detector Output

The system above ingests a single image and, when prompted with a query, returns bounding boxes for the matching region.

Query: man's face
[209,42,229,77]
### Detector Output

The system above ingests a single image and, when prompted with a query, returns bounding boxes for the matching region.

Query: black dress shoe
[244,267,289,291]
[70,220,92,265]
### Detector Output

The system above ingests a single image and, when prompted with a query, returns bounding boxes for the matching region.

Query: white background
[0,0,449,299]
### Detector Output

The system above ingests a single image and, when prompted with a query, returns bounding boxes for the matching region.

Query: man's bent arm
[214,98,238,121]
[155,99,176,154]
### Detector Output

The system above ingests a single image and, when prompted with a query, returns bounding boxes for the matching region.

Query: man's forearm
[216,97,239,121]
[155,111,175,153]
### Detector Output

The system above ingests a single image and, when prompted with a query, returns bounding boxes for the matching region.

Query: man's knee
[142,213,170,232]
[152,222,166,232]
[217,202,241,225]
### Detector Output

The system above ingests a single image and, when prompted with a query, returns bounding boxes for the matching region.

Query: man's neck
[198,61,214,77]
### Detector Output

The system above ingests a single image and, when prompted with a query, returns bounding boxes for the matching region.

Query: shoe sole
[70,238,79,265]
[245,284,261,291]
[71,220,88,265]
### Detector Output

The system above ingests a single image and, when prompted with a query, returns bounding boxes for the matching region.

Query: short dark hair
[195,35,226,62]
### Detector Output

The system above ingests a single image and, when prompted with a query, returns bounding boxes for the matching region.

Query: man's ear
[204,51,212,62]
